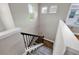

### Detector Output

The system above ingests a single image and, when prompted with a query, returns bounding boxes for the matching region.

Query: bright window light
[49,5,57,13]
[28,4,33,14]
[41,7,48,14]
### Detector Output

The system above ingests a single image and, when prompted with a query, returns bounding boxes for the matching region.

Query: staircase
[28,46,52,55]
[21,32,52,55]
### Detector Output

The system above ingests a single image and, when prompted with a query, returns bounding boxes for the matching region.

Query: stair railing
[21,32,44,54]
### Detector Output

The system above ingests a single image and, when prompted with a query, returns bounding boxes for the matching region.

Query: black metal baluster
[28,36,34,47]
[29,36,32,45]
[28,35,31,47]
[21,32,44,55]
[25,35,28,49]
[23,35,27,50]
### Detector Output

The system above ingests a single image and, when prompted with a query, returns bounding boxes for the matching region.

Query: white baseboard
[44,38,54,43]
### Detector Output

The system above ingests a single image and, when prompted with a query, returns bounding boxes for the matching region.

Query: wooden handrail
[21,32,44,38]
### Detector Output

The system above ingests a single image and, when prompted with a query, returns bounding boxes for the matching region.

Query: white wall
[0,3,15,30]
[9,3,39,34]
[53,20,79,55]
[9,3,70,41]
[0,20,5,32]
[56,20,79,55]
[38,3,70,41]
[53,20,66,55]
[0,28,25,55]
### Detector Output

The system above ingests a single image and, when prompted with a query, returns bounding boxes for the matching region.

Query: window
[41,5,57,14]
[28,4,34,14]
[49,5,57,13]
[41,7,48,14]
[27,4,34,20]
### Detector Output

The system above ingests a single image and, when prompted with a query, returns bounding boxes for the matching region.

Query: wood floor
[36,38,53,49]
